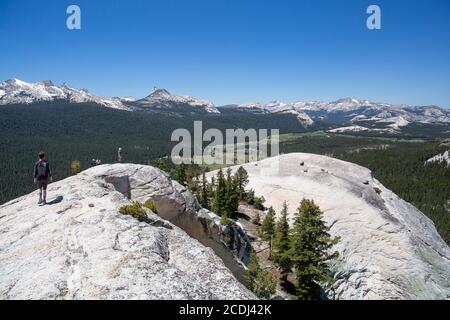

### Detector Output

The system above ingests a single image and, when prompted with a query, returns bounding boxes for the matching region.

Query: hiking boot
[38,198,43,205]
[39,200,47,206]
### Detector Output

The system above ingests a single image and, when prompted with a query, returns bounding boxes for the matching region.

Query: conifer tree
[272,202,292,283]
[224,168,239,219]
[244,251,277,299]
[212,169,227,216]
[185,165,195,190]
[235,166,249,200]
[291,199,340,300]
[174,163,187,186]
[259,206,276,242]
[153,158,169,173]
[208,176,215,198]
[198,172,210,209]
[244,251,259,292]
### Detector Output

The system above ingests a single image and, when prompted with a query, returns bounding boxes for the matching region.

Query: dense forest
[1,102,449,246]
[0,102,307,204]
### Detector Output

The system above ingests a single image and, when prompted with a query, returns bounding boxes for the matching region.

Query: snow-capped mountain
[131,88,220,114]
[226,97,450,130]
[0,79,131,111]
[230,101,314,127]
[2,78,449,130]
[0,79,220,115]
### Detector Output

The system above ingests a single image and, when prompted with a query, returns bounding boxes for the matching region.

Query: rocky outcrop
[0,164,254,300]
[208,153,450,300]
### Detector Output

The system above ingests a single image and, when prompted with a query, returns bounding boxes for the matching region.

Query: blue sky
[1,0,449,107]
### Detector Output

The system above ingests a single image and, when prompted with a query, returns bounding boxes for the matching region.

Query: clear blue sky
[1,0,449,107]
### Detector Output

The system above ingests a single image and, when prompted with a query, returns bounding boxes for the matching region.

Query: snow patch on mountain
[0,79,131,111]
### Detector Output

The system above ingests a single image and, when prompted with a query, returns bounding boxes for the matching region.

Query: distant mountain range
[224,98,450,131]
[1,78,449,132]
[0,79,131,111]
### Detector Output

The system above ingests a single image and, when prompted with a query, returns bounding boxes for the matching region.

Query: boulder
[208,153,450,300]
[0,164,254,300]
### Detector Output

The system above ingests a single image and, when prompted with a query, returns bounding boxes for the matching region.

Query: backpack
[36,160,48,178]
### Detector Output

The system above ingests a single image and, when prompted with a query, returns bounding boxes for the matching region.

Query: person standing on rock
[34,151,52,205]
[118,147,123,163]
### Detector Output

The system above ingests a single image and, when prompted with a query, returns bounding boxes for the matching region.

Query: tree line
[250,201,340,299]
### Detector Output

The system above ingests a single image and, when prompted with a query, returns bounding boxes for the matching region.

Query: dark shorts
[37,180,48,190]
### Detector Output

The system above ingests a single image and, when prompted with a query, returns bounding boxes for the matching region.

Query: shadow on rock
[47,196,64,205]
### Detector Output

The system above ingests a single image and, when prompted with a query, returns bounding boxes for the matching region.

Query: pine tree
[272,202,292,283]
[244,251,277,299]
[185,165,195,190]
[220,211,231,225]
[259,206,276,242]
[212,169,227,216]
[235,166,249,200]
[224,168,239,219]
[208,176,215,198]
[174,163,187,186]
[246,189,256,205]
[244,251,259,292]
[291,199,340,300]
[198,172,210,209]
[153,158,170,173]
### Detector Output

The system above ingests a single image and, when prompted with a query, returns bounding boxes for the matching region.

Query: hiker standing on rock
[34,151,52,206]
[118,147,124,163]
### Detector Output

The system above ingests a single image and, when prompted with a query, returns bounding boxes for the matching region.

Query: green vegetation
[259,206,276,242]
[271,202,292,283]
[291,199,340,300]
[70,160,81,175]
[0,102,304,205]
[1,102,448,245]
[118,201,148,222]
[143,200,158,214]
[244,251,277,299]
[245,189,266,210]
[257,200,340,299]
[235,166,250,200]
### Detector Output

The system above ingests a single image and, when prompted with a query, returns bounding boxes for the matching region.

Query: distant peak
[4,78,27,86]
[150,88,171,97]
[37,80,54,87]
[333,97,360,104]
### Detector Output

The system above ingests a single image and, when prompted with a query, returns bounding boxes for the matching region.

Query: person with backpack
[34,151,52,205]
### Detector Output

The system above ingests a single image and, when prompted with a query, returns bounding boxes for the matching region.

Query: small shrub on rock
[118,201,148,222]
[71,160,81,175]
[143,200,158,214]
